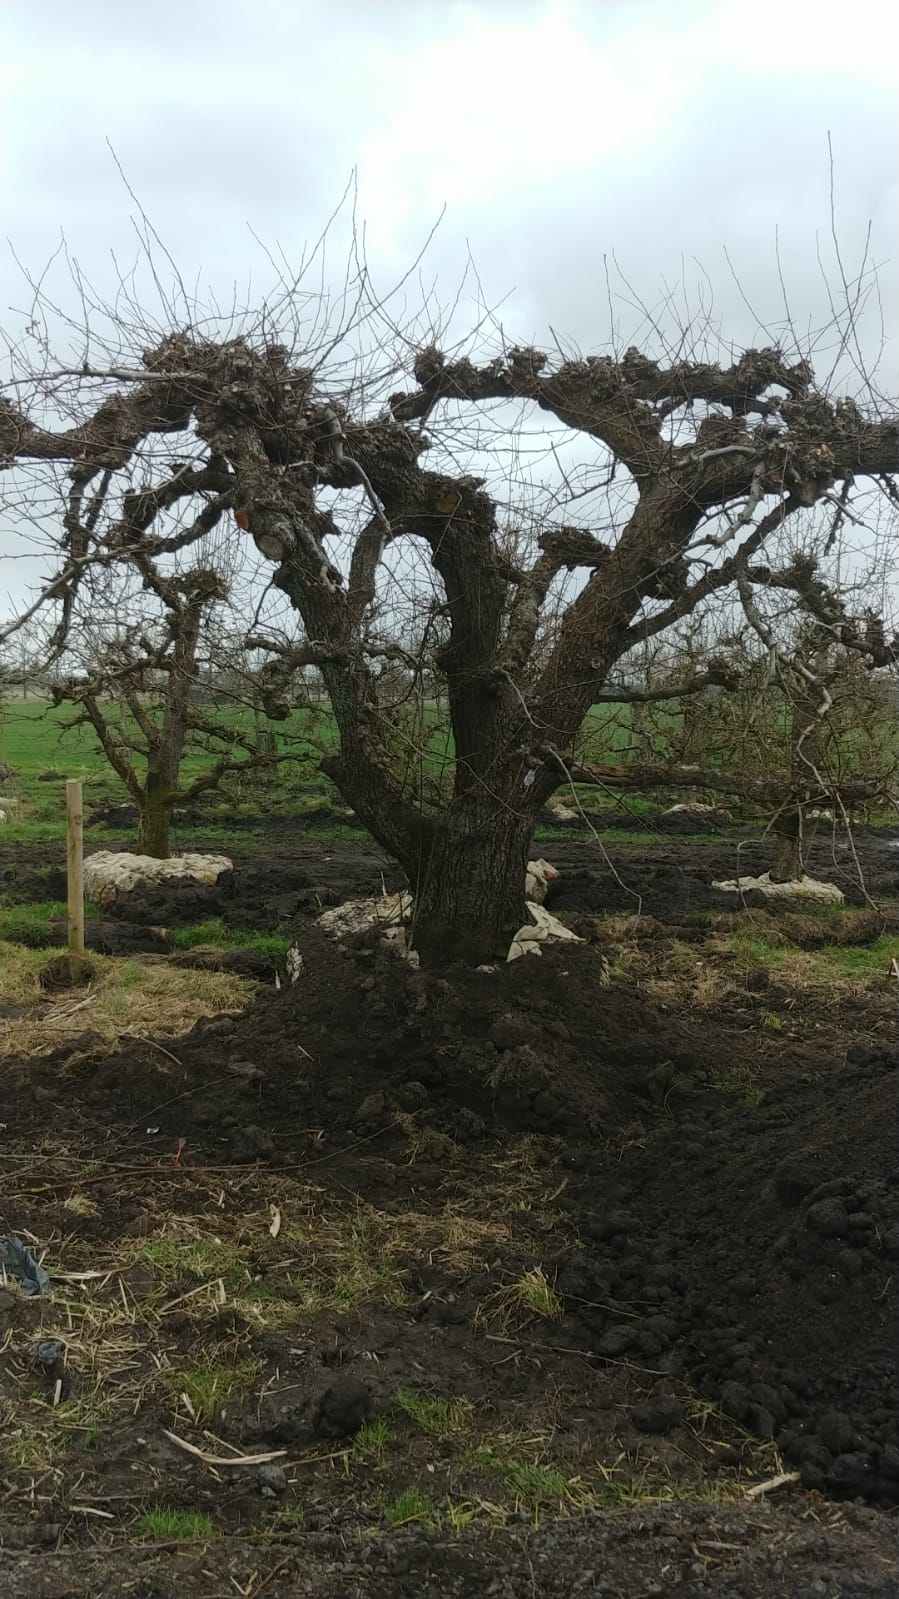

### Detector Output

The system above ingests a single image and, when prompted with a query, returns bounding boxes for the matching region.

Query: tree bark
[136,777,172,858]
[411,791,535,967]
[769,816,803,882]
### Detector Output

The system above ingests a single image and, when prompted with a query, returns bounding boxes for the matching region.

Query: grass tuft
[162,1358,261,1422]
[380,1488,436,1528]
[477,1265,565,1333]
[170,918,291,965]
[730,931,899,984]
[0,900,75,947]
[508,1265,564,1321]
[395,1388,474,1440]
[501,1460,572,1505]
[353,1419,394,1457]
[141,1232,245,1285]
[136,1505,215,1539]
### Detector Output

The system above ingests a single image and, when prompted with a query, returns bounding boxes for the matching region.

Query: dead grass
[0,1143,786,1539]
[477,1265,565,1332]
[632,940,734,1010]
[722,931,899,990]
[111,1190,516,1335]
[0,940,257,1058]
[598,907,898,1013]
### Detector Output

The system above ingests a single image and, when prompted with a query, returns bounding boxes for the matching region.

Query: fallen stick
[745,1470,801,1499]
[162,1430,287,1468]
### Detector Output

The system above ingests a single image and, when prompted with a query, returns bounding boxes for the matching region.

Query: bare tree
[2,244,898,960]
[622,620,898,879]
[48,565,293,858]
[754,635,897,882]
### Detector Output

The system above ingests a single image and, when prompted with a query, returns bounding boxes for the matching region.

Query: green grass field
[0,697,638,852]
[3,696,891,858]
[0,698,338,846]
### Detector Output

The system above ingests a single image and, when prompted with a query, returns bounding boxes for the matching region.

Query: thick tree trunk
[136,780,172,859]
[769,814,803,883]
[411,796,535,967]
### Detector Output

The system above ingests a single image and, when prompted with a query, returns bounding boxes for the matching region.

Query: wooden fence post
[66,779,85,980]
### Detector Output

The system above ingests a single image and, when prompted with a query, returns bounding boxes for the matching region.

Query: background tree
[623,618,898,881]
[2,252,898,960]
[48,563,294,858]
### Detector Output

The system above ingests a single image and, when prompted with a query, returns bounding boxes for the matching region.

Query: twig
[162,1430,287,1468]
[119,1071,232,1136]
[128,1036,184,1069]
[253,1554,294,1598]
[745,1470,800,1499]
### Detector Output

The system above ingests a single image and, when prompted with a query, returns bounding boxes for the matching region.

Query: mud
[6,934,899,1504]
[3,1502,896,1598]
[3,819,899,1596]
[4,816,898,938]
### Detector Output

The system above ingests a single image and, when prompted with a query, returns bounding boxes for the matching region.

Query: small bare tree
[621,613,898,880]
[762,636,898,882]
[2,237,898,959]
[48,565,290,857]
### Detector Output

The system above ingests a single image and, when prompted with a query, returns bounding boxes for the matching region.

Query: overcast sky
[1,0,897,614]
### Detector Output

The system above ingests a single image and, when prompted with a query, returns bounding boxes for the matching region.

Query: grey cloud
[2,0,896,614]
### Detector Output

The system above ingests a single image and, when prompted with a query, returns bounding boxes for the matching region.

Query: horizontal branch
[390,344,815,437]
[744,560,899,667]
[542,748,889,808]
[175,746,308,803]
[592,665,739,703]
[0,377,196,468]
[390,345,664,474]
[244,633,415,671]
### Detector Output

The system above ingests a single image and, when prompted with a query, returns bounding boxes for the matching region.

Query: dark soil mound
[11,938,686,1153]
[543,834,889,917]
[97,853,405,932]
[86,801,140,829]
[9,930,898,1504]
[564,1046,899,1503]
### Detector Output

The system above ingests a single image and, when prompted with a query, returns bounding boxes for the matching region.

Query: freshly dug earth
[3,835,899,1599]
[4,818,897,936]
[2,1503,896,1598]
[563,1040,899,1503]
[7,938,898,1501]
